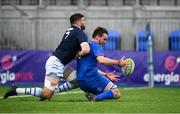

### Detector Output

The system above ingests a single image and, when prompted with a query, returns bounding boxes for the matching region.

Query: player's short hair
[92,26,108,38]
[70,13,84,25]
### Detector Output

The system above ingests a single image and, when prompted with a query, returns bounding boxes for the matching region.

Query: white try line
[123,86,150,90]
[0,87,149,99]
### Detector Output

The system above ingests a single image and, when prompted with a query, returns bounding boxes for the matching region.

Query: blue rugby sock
[96,90,114,101]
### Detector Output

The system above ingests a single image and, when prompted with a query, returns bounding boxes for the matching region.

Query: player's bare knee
[112,88,121,99]
[42,87,53,98]
[42,76,59,98]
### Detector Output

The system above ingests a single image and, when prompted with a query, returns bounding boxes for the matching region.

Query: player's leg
[41,75,60,99]
[84,75,120,101]
[104,82,120,99]
[95,81,120,101]
[3,65,77,99]
[4,78,58,99]
[4,56,63,99]
[3,85,43,99]
[54,66,79,94]
[40,56,64,100]
[3,78,76,99]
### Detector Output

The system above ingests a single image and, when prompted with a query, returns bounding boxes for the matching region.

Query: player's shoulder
[71,26,81,32]
[89,41,101,48]
[72,27,85,36]
[89,41,99,45]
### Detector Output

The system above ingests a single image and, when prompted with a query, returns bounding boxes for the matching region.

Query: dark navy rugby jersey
[53,25,88,65]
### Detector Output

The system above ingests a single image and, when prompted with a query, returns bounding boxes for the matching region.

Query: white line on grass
[123,86,150,90]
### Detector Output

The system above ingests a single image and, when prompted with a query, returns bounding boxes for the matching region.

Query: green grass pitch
[0,86,179,113]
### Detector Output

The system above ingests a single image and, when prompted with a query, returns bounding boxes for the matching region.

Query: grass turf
[0,86,179,113]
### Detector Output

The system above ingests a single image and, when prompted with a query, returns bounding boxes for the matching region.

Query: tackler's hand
[75,51,81,60]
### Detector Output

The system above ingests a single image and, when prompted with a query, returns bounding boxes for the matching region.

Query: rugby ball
[121,58,135,76]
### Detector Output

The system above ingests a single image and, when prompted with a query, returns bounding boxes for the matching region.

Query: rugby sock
[96,90,114,101]
[54,81,76,94]
[16,88,42,97]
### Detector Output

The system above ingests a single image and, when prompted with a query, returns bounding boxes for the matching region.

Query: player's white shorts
[45,56,67,78]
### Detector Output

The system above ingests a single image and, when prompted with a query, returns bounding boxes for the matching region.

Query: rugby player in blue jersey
[77,26,128,101]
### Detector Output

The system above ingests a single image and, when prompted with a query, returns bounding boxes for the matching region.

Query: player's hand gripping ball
[121,58,135,76]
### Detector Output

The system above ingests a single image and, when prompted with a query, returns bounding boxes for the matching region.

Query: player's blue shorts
[77,73,110,95]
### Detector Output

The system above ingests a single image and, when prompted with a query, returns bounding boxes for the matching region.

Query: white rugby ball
[121,58,135,76]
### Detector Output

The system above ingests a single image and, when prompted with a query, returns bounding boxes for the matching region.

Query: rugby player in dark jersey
[4,13,90,100]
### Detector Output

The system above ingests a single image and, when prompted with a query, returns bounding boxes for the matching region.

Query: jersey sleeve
[92,43,104,57]
[77,31,88,44]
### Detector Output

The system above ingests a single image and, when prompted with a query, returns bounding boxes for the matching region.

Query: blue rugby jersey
[77,41,104,81]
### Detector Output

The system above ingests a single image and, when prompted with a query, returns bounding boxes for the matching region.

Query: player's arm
[96,56,127,67]
[77,42,90,57]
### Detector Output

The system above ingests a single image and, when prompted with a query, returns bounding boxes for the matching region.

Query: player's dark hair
[70,13,84,25]
[92,26,108,38]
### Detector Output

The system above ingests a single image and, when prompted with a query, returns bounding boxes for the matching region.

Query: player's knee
[42,87,53,99]
[42,76,59,98]
[112,88,121,99]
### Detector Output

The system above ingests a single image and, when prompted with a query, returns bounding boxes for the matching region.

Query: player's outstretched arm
[96,56,128,67]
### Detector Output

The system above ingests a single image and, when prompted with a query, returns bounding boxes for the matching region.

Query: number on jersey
[64,28,73,39]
